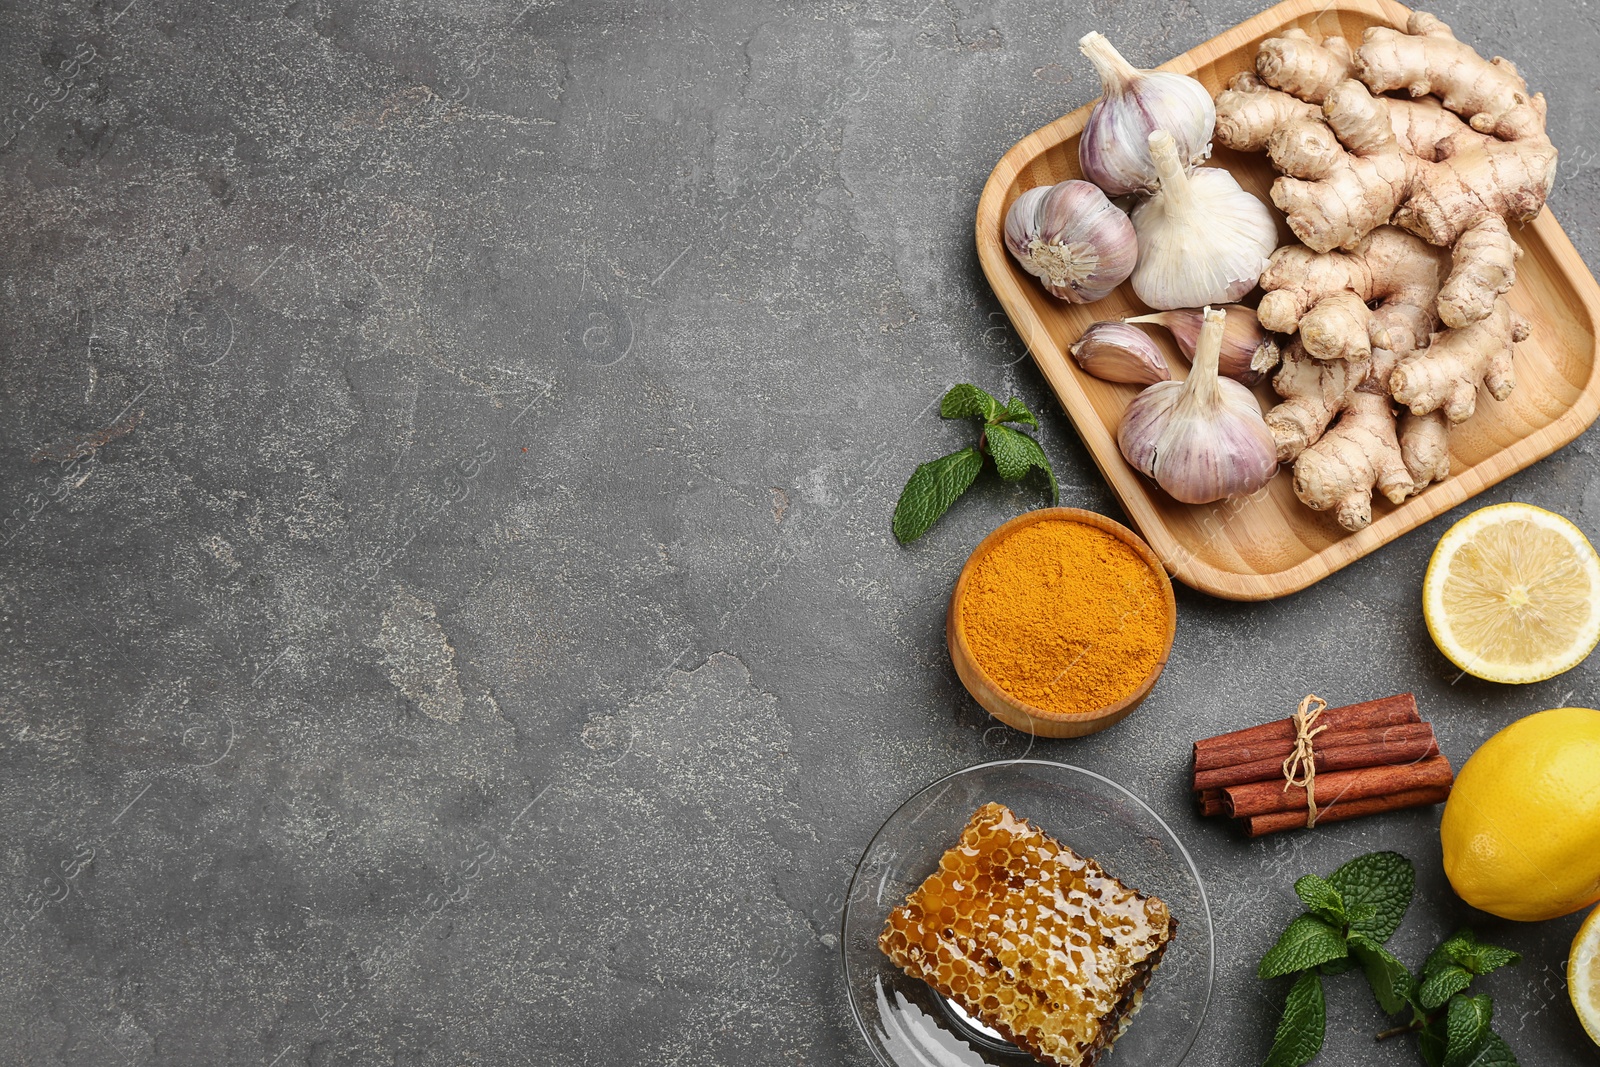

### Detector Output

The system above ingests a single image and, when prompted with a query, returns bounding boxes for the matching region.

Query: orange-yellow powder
[961,519,1169,715]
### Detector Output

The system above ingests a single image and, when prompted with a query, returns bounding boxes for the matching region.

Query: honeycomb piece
[879,803,1175,1067]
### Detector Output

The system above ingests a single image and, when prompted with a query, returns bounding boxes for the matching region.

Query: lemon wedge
[1422,503,1600,684]
[1573,904,1600,1045]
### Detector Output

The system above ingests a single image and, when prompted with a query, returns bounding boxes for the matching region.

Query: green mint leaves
[939,383,1001,421]
[1426,929,1522,986]
[1257,851,1522,1067]
[1264,972,1325,1067]
[1325,850,1415,942]
[1259,916,1348,979]
[1350,935,1417,1016]
[892,448,985,545]
[892,384,1057,543]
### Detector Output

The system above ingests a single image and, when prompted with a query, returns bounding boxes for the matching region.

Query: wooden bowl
[947,508,1177,738]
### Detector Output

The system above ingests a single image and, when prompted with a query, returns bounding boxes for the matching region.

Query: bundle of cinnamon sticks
[1192,693,1454,837]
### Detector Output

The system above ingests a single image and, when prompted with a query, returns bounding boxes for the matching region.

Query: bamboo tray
[975,0,1600,601]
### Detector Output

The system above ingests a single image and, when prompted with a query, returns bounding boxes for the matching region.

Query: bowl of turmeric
[947,508,1176,738]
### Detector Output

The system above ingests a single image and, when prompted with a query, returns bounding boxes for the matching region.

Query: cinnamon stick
[1193,728,1439,792]
[1196,789,1225,817]
[1223,754,1454,818]
[1242,784,1453,837]
[1193,720,1434,776]
[1192,694,1421,771]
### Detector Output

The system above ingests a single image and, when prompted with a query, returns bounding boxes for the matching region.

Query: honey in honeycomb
[878,802,1175,1067]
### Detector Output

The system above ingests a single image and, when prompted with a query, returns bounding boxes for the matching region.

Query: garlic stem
[1079,32,1140,94]
[1182,306,1227,409]
[1146,130,1195,210]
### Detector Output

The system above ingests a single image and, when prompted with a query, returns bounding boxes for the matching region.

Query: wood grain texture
[974,0,1600,600]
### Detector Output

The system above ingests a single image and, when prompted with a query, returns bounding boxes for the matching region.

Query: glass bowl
[841,760,1214,1067]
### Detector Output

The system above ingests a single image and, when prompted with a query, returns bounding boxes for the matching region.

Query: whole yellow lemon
[1441,707,1600,921]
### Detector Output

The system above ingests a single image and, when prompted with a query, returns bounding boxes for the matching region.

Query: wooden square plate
[975,0,1600,600]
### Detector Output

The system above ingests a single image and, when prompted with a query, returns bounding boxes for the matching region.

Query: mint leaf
[1421,1017,1449,1067]
[999,396,1039,428]
[1259,915,1348,979]
[1327,851,1413,942]
[982,425,1057,503]
[940,384,999,422]
[1264,971,1325,1067]
[1294,874,1346,925]
[1424,936,1462,979]
[1454,1029,1519,1067]
[892,448,984,543]
[1458,943,1521,976]
[1419,964,1474,1010]
[1443,930,1521,977]
[1443,994,1494,1067]
[1349,934,1417,1015]
[985,424,1035,480]
[1010,430,1058,503]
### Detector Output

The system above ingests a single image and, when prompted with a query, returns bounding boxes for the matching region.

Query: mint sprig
[1264,971,1325,1067]
[1326,850,1414,942]
[892,384,1057,543]
[892,448,984,545]
[1257,850,1522,1067]
[1259,916,1348,979]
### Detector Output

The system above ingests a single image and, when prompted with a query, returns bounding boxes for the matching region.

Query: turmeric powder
[962,518,1169,715]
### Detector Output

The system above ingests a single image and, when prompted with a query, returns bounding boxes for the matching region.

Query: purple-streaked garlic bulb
[1077,31,1215,196]
[1117,306,1278,504]
[1004,180,1137,304]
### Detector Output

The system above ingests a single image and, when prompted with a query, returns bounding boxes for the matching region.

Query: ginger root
[1257,226,1448,362]
[1257,28,1354,103]
[1400,409,1452,491]
[1208,12,1549,530]
[1357,12,1548,142]
[1215,13,1556,283]
[1213,72,1321,151]
[1266,79,1552,259]
[1293,385,1412,531]
[1270,336,1413,531]
[1391,299,1526,423]
[1260,226,1527,531]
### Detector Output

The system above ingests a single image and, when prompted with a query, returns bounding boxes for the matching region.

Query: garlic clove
[1078,32,1216,196]
[1129,131,1278,311]
[1124,305,1281,385]
[1069,321,1172,386]
[1117,306,1278,504]
[1003,180,1137,303]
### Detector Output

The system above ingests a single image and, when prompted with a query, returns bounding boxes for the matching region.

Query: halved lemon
[1572,904,1600,1045]
[1422,503,1600,684]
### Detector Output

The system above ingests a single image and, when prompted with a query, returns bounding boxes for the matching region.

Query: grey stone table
[2,1,1597,1064]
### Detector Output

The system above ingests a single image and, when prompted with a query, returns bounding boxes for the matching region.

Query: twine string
[1281,694,1329,829]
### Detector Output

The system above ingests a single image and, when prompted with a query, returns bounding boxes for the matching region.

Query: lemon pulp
[1572,905,1600,1045]
[1423,503,1600,683]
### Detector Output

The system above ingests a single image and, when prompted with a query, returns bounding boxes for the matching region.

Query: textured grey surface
[1,0,1597,1064]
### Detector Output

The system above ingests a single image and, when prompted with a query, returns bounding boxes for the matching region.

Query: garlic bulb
[1004,180,1137,303]
[1078,32,1216,196]
[1069,322,1171,385]
[1129,131,1277,311]
[1123,305,1280,386]
[1117,306,1278,504]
